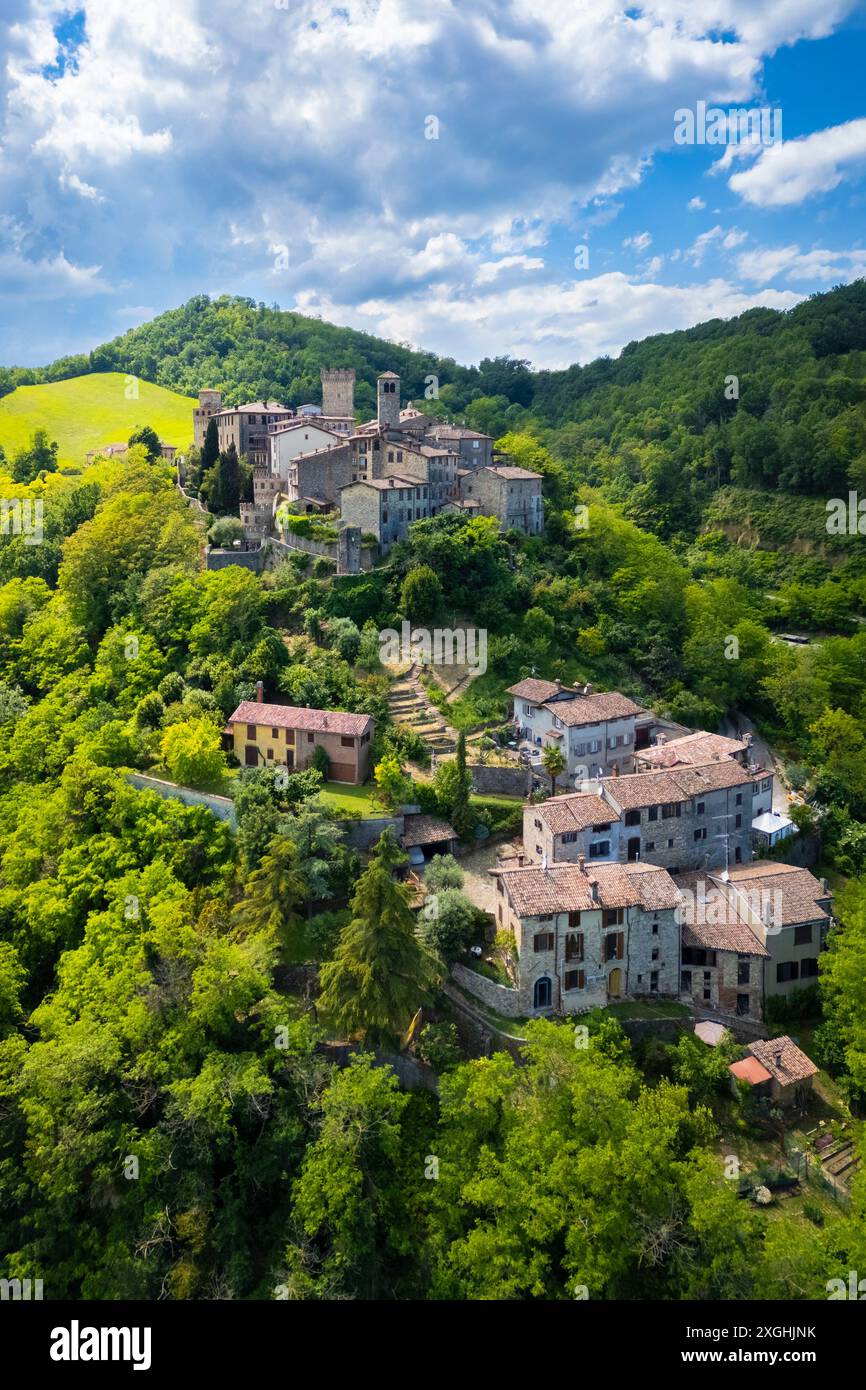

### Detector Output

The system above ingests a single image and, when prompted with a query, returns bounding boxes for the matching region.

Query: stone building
[339,475,430,551]
[224,684,373,784]
[193,389,224,448]
[380,439,461,512]
[636,730,751,771]
[377,371,401,429]
[674,872,768,1021]
[267,421,342,483]
[493,857,682,1014]
[426,423,493,469]
[524,759,757,875]
[320,367,356,421]
[457,463,543,534]
[209,400,295,465]
[712,863,832,1001]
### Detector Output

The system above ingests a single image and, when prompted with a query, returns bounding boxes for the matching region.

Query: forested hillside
[2,284,866,1300]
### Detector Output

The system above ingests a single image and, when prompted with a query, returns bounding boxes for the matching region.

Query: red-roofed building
[225,684,373,784]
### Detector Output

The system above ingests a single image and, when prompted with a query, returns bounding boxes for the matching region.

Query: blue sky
[0,0,865,370]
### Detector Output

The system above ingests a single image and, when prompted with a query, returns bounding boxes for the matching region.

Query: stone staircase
[387,663,458,758]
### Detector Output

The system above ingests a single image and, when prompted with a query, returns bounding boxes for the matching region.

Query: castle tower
[193,389,223,449]
[377,371,400,429]
[320,368,355,419]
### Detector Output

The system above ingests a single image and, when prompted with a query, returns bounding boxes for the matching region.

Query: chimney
[256,681,264,704]
[657,732,667,746]
[590,880,599,903]
[577,852,585,872]
[583,683,594,697]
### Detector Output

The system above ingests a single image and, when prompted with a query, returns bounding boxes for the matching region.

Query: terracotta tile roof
[507,677,568,703]
[603,760,752,809]
[682,918,769,956]
[532,792,613,833]
[674,872,768,954]
[401,814,456,848]
[723,864,831,927]
[228,701,372,737]
[486,464,543,481]
[730,1057,772,1086]
[748,1036,818,1085]
[638,731,748,768]
[544,691,643,728]
[500,861,679,917]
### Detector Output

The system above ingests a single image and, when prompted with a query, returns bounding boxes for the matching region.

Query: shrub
[803,1200,824,1226]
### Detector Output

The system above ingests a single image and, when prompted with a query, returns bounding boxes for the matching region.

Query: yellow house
[225,686,373,785]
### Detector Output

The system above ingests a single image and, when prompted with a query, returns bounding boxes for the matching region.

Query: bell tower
[377,371,400,429]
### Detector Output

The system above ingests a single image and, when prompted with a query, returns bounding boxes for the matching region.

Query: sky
[0,0,865,371]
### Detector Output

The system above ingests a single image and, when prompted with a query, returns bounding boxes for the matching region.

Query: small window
[800,958,819,979]
[564,968,585,991]
[776,961,799,983]
[651,947,659,961]
[696,801,705,815]
[650,971,659,993]
[624,809,641,826]
[307,733,314,744]
[737,960,750,985]
[272,727,279,738]
[534,932,555,953]
[735,792,742,805]
[648,807,658,822]
[340,736,354,748]
[794,923,812,946]
[247,723,256,738]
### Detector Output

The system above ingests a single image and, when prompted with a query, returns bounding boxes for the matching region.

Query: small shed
[747,1036,818,1107]
[751,810,795,848]
[400,814,458,864]
[729,1054,773,1098]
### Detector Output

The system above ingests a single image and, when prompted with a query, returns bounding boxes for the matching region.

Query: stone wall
[206,543,266,573]
[125,773,237,828]
[337,815,403,850]
[469,763,532,798]
[451,962,523,1017]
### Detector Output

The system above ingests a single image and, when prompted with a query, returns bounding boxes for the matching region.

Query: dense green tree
[317,831,437,1045]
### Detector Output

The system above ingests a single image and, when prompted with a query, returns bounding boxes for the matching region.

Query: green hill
[0,372,195,469]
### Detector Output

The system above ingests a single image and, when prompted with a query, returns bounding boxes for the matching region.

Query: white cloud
[293,270,801,369]
[0,0,860,363]
[687,196,705,210]
[729,118,866,206]
[736,243,866,283]
[623,231,653,253]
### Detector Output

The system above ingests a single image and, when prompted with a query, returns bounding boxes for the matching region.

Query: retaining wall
[124,773,237,828]
[451,962,523,1017]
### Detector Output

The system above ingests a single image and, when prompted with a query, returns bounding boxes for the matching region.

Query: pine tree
[232,834,308,946]
[317,830,437,1046]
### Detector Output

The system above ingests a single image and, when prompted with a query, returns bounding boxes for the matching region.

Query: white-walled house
[507,678,642,780]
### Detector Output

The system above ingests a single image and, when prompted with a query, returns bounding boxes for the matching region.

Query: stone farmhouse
[452,464,544,535]
[224,682,373,785]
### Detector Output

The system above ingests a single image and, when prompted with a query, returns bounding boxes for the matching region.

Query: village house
[224,683,373,784]
[507,678,643,779]
[730,1036,818,1107]
[712,863,832,1001]
[457,463,543,535]
[493,857,682,1015]
[635,729,751,771]
[674,871,768,1021]
[339,475,431,552]
[523,759,757,874]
